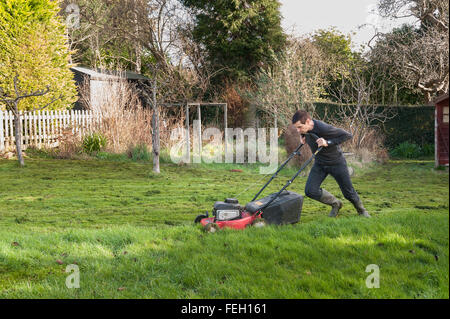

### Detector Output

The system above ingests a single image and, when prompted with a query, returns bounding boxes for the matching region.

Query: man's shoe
[353,200,371,218]
[318,189,343,217]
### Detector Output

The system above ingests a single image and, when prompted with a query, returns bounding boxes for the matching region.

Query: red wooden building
[434,93,449,167]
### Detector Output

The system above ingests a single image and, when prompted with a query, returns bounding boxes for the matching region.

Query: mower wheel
[204,223,220,233]
[251,219,267,228]
[194,214,207,223]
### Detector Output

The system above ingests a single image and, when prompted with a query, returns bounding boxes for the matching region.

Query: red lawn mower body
[195,134,322,232]
[199,211,261,230]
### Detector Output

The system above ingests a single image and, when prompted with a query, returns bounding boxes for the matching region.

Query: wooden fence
[0,110,101,152]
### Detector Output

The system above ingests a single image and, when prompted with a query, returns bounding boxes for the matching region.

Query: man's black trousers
[304,159,360,204]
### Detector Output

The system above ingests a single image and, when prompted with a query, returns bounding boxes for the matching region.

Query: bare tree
[60,0,114,67]
[138,76,161,173]
[0,76,60,166]
[104,0,186,73]
[370,0,449,102]
[60,0,186,74]
[247,35,328,130]
[377,0,449,32]
[330,62,397,149]
[177,20,228,101]
[138,63,183,174]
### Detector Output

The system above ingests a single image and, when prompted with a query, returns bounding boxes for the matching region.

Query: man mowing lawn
[292,110,370,218]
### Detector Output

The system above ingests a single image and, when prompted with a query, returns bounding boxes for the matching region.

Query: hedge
[312,102,434,150]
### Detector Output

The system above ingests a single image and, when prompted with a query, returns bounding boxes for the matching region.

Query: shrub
[56,128,83,159]
[283,124,312,167]
[331,120,389,164]
[312,103,435,150]
[390,142,422,159]
[127,144,151,162]
[79,76,185,154]
[82,132,107,154]
[421,144,434,157]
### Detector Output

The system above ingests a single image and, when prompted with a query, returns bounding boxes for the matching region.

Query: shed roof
[431,93,449,105]
[71,66,150,81]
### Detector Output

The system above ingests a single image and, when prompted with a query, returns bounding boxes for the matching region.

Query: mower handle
[251,142,304,202]
[251,132,322,203]
[256,143,324,213]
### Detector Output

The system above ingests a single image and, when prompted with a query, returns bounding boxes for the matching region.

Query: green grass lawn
[0,155,448,298]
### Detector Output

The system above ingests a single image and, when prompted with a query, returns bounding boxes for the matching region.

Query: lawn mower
[194,133,323,232]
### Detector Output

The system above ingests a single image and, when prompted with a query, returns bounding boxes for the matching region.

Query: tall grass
[331,119,389,164]
[76,75,186,155]
[0,157,448,298]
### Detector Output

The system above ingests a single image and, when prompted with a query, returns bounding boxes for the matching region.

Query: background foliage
[0,0,77,111]
[313,103,435,150]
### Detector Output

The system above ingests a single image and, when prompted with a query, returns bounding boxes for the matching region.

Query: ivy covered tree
[0,0,77,165]
[311,28,359,101]
[0,0,77,112]
[181,0,286,83]
[312,28,355,75]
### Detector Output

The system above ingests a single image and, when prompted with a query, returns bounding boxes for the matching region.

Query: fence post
[0,111,4,152]
[62,109,67,130]
[49,111,53,143]
[24,111,28,147]
[81,110,85,136]
[71,110,75,134]
[76,110,79,134]
[32,110,36,146]
[43,110,47,146]
[38,110,42,148]
[45,110,50,146]
[8,110,13,148]
[87,110,91,133]
[78,110,81,135]
[89,110,93,132]
[4,111,9,149]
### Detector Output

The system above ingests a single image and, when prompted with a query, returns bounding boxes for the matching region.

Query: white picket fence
[0,109,101,152]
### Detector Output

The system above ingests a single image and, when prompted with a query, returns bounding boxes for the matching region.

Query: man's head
[292,110,314,134]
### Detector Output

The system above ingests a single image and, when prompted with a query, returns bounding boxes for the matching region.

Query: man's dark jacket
[304,119,352,166]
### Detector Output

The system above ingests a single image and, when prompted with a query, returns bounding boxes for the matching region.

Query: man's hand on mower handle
[316,138,328,147]
[300,134,329,147]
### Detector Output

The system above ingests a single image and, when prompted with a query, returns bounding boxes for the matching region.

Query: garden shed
[433,93,449,167]
[70,66,150,111]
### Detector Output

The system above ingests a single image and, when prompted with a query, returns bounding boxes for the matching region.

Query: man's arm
[318,121,352,146]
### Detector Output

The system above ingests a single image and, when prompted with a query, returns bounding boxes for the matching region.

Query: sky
[279,0,416,50]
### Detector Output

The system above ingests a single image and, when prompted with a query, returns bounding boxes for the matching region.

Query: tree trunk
[244,102,257,128]
[135,45,142,74]
[134,9,142,74]
[13,107,24,166]
[152,79,160,174]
